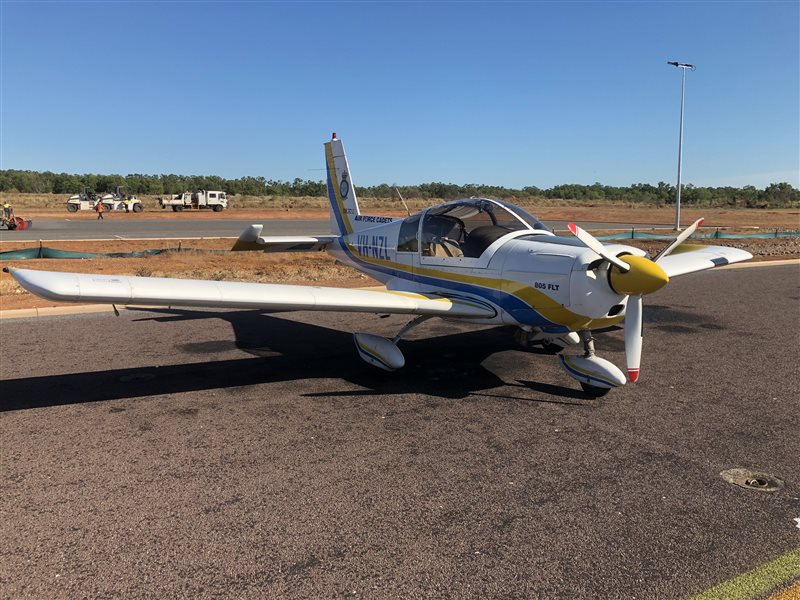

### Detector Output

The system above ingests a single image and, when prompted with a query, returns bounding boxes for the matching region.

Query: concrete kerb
[0,304,160,319]
[1,259,797,320]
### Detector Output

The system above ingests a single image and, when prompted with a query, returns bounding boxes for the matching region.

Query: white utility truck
[159,190,228,212]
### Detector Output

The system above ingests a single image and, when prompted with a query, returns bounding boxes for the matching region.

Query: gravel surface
[627,236,800,259]
[1,265,798,599]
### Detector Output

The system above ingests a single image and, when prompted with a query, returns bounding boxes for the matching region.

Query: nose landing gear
[558,330,626,397]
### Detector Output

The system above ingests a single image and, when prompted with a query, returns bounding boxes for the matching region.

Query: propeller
[653,218,704,262]
[567,220,703,383]
[568,223,631,271]
[624,295,643,382]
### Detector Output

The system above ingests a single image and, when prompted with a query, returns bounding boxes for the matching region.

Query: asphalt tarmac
[1,265,798,598]
[0,217,673,242]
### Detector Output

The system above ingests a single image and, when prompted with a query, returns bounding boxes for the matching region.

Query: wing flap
[657,244,753,277]
[7,268,494,317]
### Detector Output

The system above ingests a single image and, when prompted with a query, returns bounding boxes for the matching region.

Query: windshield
[421,198,539,258]
[493,200,549,231]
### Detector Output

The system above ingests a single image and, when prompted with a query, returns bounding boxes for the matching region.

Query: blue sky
[2,1,798,189]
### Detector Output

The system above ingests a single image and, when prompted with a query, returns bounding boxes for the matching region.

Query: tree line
[0,169,797,208]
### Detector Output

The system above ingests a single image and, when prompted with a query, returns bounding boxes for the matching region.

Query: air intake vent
[608,304,624,316]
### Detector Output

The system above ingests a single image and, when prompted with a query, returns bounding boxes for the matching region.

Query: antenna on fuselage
[394,186,411,216]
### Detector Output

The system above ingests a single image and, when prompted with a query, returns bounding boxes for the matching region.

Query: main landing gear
[353,316,433,371]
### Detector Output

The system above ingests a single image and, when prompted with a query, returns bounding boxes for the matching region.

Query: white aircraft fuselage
[329,205,639,333]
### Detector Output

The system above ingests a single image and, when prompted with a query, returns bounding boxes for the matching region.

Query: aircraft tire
[580,382,611,398]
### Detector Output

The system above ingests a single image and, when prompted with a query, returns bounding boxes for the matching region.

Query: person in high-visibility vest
[2,202,12,220]
[96,201,105,220]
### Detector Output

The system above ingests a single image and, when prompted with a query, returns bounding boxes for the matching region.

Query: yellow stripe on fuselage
[325,142,353,235]
[343,242,623,330]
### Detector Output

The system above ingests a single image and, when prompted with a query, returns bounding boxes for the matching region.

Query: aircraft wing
[5,268,495,318]
[231,224,338,252]
[657,244,753,278]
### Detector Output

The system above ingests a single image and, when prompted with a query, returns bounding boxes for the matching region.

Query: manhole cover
[720,468,784,492]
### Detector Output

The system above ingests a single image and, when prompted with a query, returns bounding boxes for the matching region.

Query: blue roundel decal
[340,171,350,198]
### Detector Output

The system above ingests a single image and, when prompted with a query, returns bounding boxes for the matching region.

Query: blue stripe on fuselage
[335,238,561,328]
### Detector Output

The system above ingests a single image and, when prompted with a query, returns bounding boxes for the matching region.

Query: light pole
[667,61,695,231]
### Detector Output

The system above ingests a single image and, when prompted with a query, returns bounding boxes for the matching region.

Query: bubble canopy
[426,198,549,232]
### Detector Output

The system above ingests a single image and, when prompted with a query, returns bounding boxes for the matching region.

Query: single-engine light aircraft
[7,135,753,396]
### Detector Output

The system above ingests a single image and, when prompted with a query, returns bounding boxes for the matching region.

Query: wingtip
[237,224,264,242]
[628,368,640,383]
[567,222,578,235]
[232,224,265,251]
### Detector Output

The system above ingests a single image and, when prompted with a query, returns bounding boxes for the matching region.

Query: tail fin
[324,133,361,235]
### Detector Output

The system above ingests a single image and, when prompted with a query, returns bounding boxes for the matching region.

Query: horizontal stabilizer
[6,268,496,317]
[232,224,338,252]
[657,244,753,278]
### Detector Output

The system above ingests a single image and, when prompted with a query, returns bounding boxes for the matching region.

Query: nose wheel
[576,331,610,397]
[558,330,626,396]
[580,381,611,398]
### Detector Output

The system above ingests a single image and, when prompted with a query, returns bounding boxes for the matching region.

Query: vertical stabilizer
[324,134,361,235]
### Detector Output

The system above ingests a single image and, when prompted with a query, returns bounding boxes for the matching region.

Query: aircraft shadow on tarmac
[0,309,607,412]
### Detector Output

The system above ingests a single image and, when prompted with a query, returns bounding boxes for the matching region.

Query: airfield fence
[591,229,800,241]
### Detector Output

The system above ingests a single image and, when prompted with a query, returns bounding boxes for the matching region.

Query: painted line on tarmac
[0,260,795,320]
[767,581,800,600]
[688,546,800,600]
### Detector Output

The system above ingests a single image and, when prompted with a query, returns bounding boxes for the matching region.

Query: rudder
[324,133,360,235]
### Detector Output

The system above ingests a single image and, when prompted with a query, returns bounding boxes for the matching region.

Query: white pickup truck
[159,190,228,212]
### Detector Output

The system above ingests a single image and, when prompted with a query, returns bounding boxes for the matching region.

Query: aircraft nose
[608,255,670,296]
